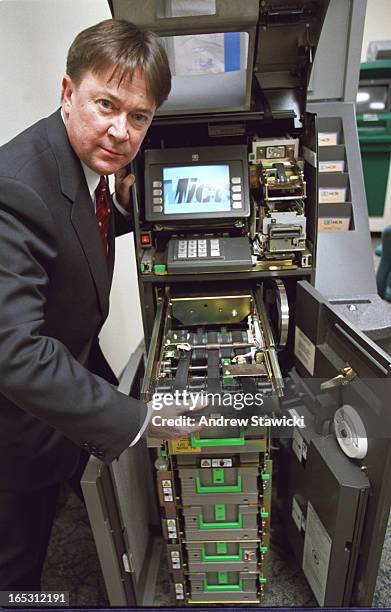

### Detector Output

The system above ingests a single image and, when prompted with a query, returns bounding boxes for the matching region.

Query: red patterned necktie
[95,176,111,255]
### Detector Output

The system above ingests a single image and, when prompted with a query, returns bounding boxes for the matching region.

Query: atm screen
[163,164,231,214]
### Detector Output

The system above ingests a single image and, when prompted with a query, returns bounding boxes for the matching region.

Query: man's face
[62,66,156,175]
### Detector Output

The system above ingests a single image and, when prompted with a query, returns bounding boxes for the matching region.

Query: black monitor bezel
[144,145,250,222]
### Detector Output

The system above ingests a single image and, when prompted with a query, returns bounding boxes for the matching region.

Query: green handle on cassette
[201,548,244,562]
[198,513,243,530]
[203,579,243,592]
[195,475,242,494]
[191,428,245,447]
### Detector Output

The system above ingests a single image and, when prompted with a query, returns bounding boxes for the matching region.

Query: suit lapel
[45,110,110,319]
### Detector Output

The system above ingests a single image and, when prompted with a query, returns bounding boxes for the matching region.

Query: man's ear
[61,75,74,116]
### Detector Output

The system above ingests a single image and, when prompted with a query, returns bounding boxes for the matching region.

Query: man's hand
[145,396,207,440]
[114,167,135,211]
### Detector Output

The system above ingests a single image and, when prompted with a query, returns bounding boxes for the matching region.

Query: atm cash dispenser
[82,0,391,607]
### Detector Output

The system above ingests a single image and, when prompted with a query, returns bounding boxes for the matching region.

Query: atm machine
[82,0,391,607]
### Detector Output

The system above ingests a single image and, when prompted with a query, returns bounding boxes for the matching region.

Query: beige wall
[361,0,391,60]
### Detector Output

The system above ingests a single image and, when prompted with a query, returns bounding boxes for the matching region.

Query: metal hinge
[320,364,357,391]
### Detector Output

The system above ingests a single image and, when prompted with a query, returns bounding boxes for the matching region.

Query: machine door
[82,344,162,606]
[281,280,391,606]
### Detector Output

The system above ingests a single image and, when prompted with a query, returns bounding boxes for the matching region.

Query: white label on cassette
[162,480,172,487]
[292,427,304,462]
[294,327,315,375]
[292,496,303,532]
[318,132,338,146]
[319,160,345,173]
[319,187,347,203]
[318,217,350,232]
[201,459,212,468]
[303,502,332,606]
[175,584,184,600]
[167,519,177,538]
[164,494,173,502]
[212,458,233,467]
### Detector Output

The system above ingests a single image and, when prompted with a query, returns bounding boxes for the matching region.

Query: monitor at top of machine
[144,145,250,222]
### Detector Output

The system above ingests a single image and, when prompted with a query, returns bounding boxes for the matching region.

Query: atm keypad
[176,239,221,259]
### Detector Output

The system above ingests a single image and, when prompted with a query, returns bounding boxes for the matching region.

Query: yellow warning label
[169,438,201,454]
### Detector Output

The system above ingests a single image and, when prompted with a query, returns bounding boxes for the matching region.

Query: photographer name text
[151,414,305,428]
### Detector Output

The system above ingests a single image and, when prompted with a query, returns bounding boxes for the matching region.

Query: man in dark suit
[0,19,199,590]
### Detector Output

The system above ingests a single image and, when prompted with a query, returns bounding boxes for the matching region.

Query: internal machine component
[152,290,282,398]
[138,137,314,276]
[249,137,310,267]
[144,289,279,603]
[156,428,272,604]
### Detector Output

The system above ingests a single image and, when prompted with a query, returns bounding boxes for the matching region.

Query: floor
[40,236,391,608]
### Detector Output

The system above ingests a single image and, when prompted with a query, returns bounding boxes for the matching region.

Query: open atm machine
[82,0,391,607]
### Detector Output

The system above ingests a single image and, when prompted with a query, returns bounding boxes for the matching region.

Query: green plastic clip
[198,512,243,530]
[191,428,245,447]
[195,475,242,494]
[203,579,243,592]
[213,468,225,484]
[201,546,244,562]
[217,542,227,554]
[214,504,226,521]
[260,545,268,554]
[153,264,166,274]
[218,571,228,585]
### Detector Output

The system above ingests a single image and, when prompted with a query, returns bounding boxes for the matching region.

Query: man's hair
[66,19,171,108]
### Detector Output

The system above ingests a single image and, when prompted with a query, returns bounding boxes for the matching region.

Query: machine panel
[82,1,391,608]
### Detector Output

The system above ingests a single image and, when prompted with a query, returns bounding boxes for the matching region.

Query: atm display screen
[163,164,230,214]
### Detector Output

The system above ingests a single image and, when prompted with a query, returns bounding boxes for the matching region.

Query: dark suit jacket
[0,109,148,491]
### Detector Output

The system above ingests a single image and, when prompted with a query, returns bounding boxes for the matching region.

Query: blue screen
[163,164,231,214]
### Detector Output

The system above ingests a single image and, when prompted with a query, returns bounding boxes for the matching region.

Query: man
[0,19,200,590]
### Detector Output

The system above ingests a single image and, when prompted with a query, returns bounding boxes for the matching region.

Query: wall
[361,0,391,60]
[0,0,144,376]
